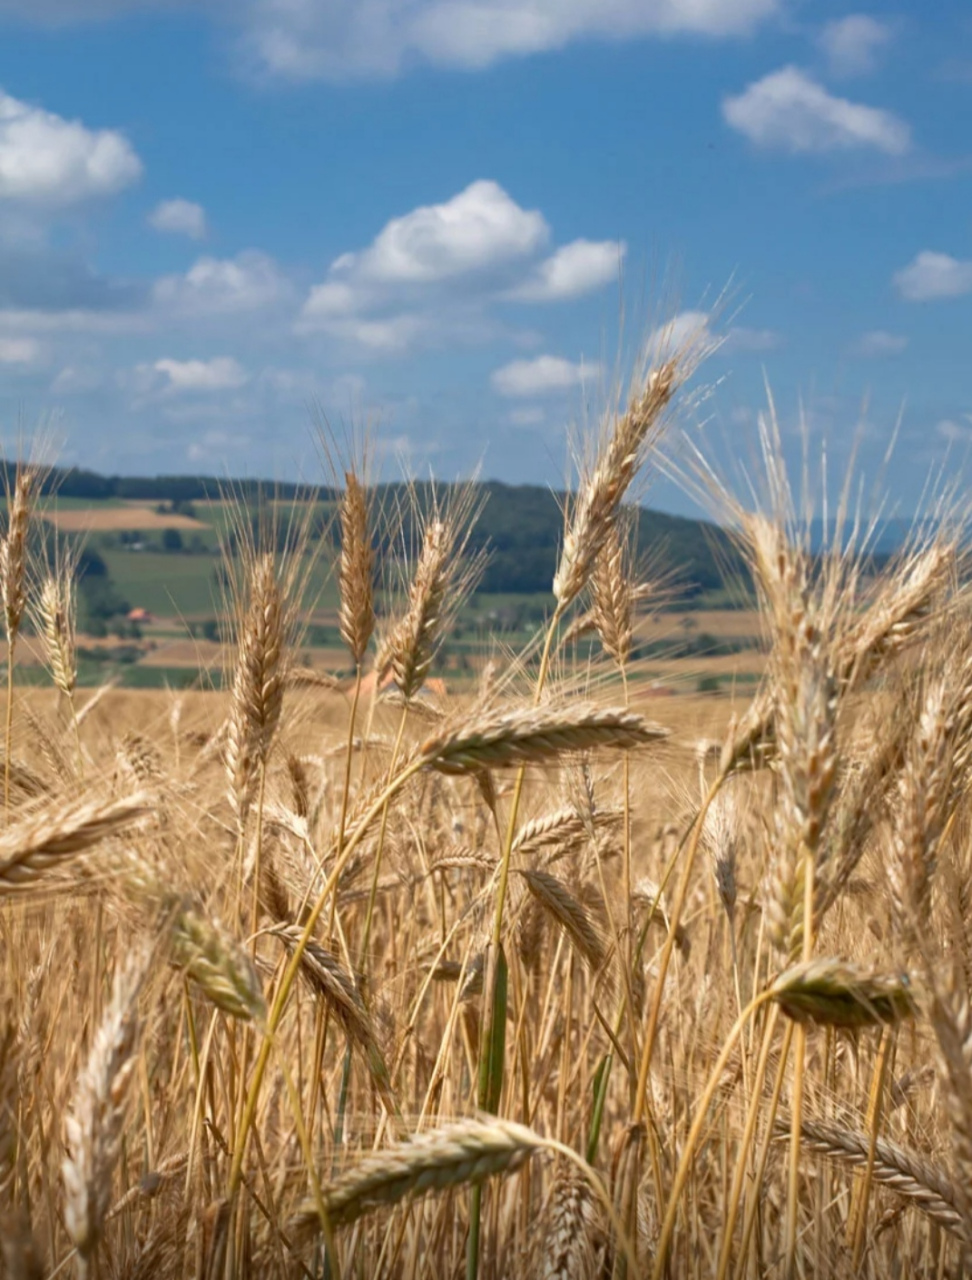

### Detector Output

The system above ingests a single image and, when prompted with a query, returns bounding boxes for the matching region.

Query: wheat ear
[419,704,667,775]
[338,470,375,665]
[61,948,149,1270]
[225,553,285,830]
[289,1117,544,1235]
[553,357,683,609]
[777,1116,967,1241]
[0,792,152,891]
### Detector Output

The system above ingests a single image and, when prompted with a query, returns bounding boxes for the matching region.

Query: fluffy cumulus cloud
[508,238,624,302]
[0,88,142,204]
[333,180,547,288]
[151,356,249,392]
[491,353,597,397]
[148,198,207,239]
[818,15,894,77]
[299,180,619,349]
[854,329,908,356]
[722,66,911,155]
[152,250,290,314]
[239,0,779,81]
[894,251,972,301]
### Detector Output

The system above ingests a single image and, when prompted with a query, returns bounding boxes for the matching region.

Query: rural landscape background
[2,1,972,1277]
[2,340,972,1278]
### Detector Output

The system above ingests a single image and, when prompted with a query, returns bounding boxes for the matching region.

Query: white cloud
[0,336,42,364]
[854,329,908,356]
[0,88,141,204]
[153,250,289,314]
[722,66,910,155]
[491,353,597,397]
[894,251,972,301]
[148,197,207,239]
[241,0,778,81]
[819,16,894,77]
[299,180,609,349]
[507,238,623,302]
[341,180,547,286]
[153,356,249,392]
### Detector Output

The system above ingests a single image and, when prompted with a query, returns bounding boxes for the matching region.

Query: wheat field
[1,329,970,1279]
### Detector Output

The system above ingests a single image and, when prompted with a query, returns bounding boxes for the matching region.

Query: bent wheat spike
[777,1116,967,1241]
[289,1117,543,1234]
[420,704,668,775]
[768,958,916,1030]
[0,792,152,891]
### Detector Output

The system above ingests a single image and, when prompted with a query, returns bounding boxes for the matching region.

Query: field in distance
[17,489,762,692]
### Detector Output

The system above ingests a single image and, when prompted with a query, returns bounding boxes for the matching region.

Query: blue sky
[0,0,969,517]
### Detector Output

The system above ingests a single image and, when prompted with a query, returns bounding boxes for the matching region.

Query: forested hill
[37,466,743,599]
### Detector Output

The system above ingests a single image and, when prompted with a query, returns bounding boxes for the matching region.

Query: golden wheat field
[2,332,971,1280]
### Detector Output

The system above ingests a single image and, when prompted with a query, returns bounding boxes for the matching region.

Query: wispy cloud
[491,353,598,397]
[723,66,910,155]
[237,0,779,82]
[818,15,894,77]
[853,329,908,356]
[152,250,291,315]
[148,198,207,239]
